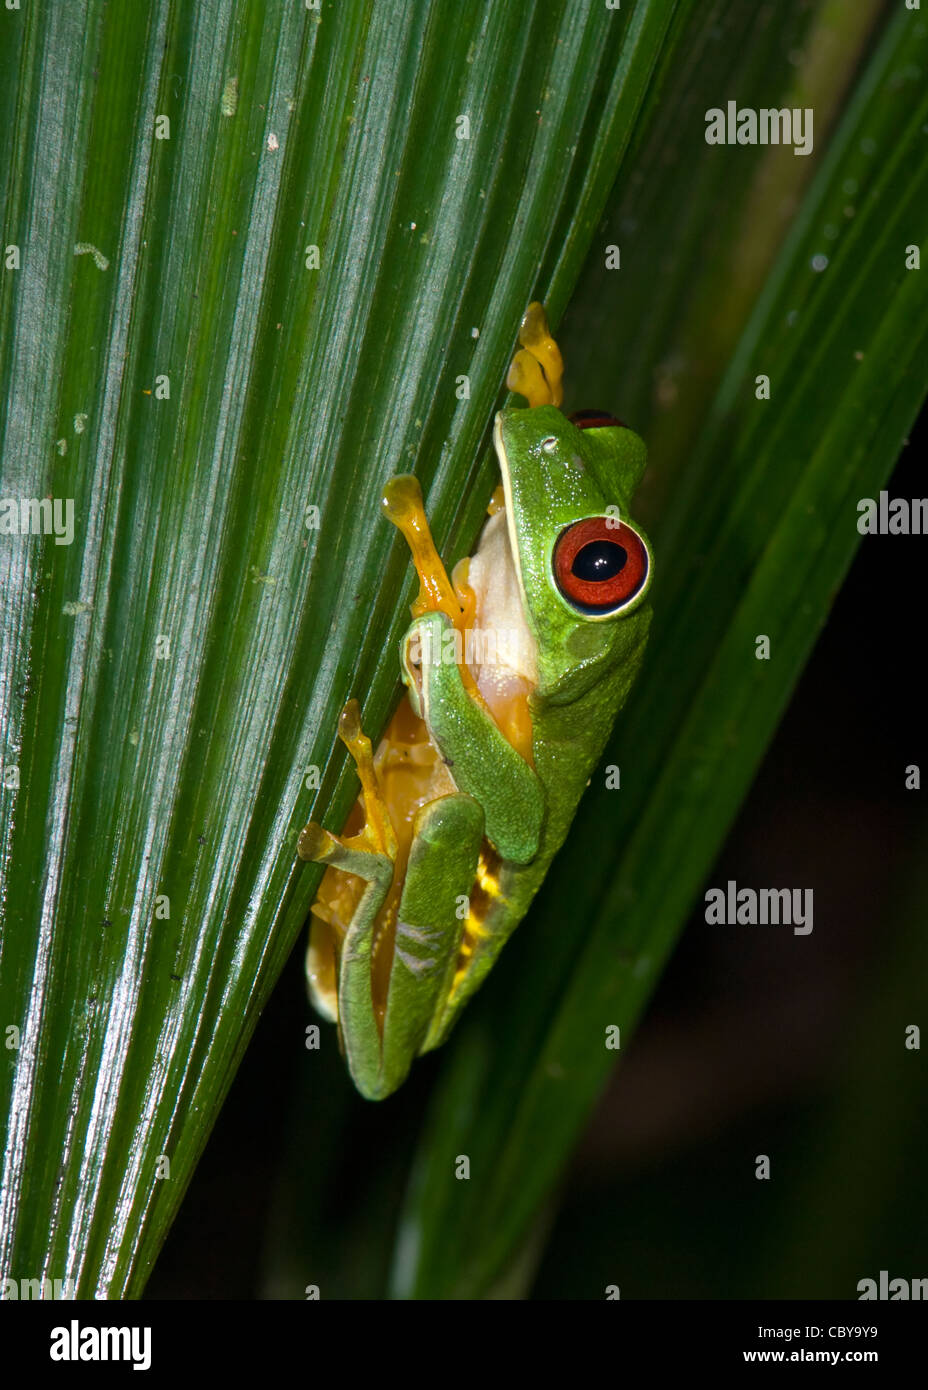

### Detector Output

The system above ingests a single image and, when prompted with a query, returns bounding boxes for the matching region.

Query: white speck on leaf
[221,76,238,117]
[74,242,110,271]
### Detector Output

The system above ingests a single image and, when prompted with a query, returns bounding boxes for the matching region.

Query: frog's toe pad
[297,821,334,863]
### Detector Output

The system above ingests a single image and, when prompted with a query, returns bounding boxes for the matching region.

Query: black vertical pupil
[572,540,627,582]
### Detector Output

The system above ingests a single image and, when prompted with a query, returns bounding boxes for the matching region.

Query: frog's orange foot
[381,477,482,706]
[382,475,463,628]
[334,699,397,860]
[506,301,564,408]
[297,820,337,863]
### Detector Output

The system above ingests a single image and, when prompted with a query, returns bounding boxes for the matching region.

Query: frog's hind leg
[299,698,397,862]
[298,700,397,1085]
[297,699,397,896]
[374,792,484,1096]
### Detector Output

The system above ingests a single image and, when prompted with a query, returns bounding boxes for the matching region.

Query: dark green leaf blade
[395,4,928,1298]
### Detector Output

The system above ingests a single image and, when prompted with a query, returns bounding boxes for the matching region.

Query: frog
[298,303,652,1100]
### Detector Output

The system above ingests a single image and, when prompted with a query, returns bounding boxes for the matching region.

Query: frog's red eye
[553,516,649,615]
[569,409,625,430]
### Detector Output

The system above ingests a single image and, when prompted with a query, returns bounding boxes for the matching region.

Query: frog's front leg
[402,610,545,865]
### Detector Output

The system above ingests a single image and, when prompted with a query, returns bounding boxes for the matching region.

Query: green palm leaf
[1,0,686,1297]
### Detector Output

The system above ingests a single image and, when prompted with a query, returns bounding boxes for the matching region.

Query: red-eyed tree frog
[298,304,653,1099]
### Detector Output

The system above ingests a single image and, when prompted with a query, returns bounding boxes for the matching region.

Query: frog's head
[493,404,653,702]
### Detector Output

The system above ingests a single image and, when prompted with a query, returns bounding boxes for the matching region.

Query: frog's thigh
[379,793,484,1089]
[326,843,395,1100]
